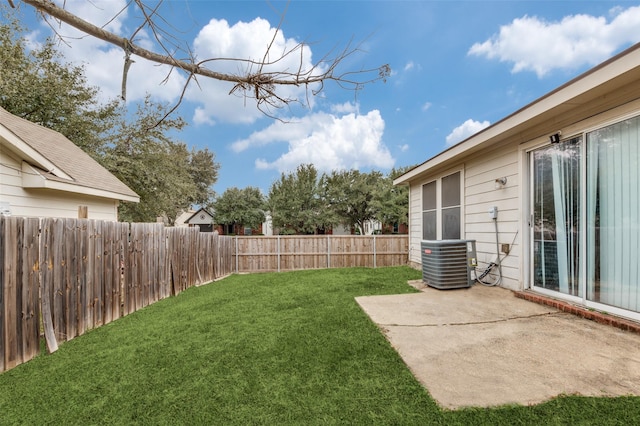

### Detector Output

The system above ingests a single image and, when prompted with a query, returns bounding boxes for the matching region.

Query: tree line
[212,164,409,235]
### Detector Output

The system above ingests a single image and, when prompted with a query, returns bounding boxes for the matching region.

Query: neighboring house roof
[0,106,139,202]
[395,41,640,185]
[175,209,196,227]
[185,207,214,224]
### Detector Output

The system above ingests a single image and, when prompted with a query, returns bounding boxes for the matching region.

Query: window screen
[422,181,437,240]
[442,172,460,208]
[422,181,436,210]
[421,172,462,240]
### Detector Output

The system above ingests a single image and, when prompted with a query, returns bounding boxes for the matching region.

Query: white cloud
[468,6,640,77]
[40,0,186,103]
[186,17,321,125]
[445,119,490,146]
[233,109,394,173]
[330,102,359,114]
[193,108,216,126]
[404,61,415,71]
[399,144,409,152]
[422,102,432,111]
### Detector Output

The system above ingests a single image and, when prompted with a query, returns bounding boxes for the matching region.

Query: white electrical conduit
[476,219,519,287]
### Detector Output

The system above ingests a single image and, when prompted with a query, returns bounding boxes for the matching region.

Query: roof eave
[22,163,140,203]
[0,126,73,180]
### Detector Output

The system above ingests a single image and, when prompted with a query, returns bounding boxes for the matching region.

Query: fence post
[373,235,377,268]
[277,235,281,272]
[235,236,238,273]
[327,235,331,268]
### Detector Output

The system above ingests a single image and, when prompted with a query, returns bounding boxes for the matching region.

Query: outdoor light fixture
[549,132,561,144]
[495,177,507,189]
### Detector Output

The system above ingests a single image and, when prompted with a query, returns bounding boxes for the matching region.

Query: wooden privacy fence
[234,235,408,272]
[1,218,405,374]
[0,217,233,373]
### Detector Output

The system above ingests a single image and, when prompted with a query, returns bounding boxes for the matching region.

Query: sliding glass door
[586,116,640,312]
[530,115,640,316]
[531,138,582,297]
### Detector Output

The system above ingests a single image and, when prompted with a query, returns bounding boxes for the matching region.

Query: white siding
[188,214,213,226]
[407,181,423,265]
[463,145,520,290]
[1,150,119,221]
[407,144,522,291]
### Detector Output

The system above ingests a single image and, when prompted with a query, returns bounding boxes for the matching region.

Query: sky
[12,0,640,197]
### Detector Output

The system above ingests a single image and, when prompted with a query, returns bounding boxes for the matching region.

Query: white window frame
[421,169,464,240]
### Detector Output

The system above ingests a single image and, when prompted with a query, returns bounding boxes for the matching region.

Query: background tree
[0,12,220,222]
[372,166,412,231]
[0,10,118,156]
[213,187,266,234]
[101,97,219,223]
[13,0,389,120]
[188,147,218,207]
[320,170,382,235]
[268,164,329,235]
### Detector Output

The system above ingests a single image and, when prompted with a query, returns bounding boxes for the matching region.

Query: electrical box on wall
[488,206,498,219]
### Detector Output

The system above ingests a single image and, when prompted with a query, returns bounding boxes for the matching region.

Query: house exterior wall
[463,145,520,290]
[400,44,640,320]
[406,145,522,290]
[0,150,119,220]
[187,213,213,226]
[407,97,640,296]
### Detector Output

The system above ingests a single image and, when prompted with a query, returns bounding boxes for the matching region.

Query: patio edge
[514,290,640,335]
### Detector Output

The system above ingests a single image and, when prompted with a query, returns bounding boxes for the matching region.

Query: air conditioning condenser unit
[421,239,476,289]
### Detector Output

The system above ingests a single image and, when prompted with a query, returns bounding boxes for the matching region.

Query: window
[422,181,436,239]
[421,171,461,240]
[442,172,461,239]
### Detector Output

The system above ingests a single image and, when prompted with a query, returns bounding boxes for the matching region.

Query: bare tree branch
[18,0,390,118]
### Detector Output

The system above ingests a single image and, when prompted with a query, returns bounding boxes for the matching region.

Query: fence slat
[21,218,40,362]
[63,219,76,341]
[93,220,104,327]
[2,217,18,368]
[39,218,59,354]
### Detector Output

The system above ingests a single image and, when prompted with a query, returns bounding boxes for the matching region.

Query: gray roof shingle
[0,106,138,200]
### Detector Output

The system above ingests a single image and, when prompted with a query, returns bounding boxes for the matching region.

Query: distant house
[214,211,273,236]
[215,222,266,236]
[394,42,640,322]
[331,220,408,235]
[0,106,139,220]
[174,209,196,227]
[184,207,214,232]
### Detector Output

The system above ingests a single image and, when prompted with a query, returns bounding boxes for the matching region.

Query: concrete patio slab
[355,283,640,409]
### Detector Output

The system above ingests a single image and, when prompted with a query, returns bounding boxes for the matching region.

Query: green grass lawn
[1,267,638,425]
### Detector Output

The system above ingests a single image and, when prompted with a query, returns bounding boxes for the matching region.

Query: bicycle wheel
[476,263,501,286]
